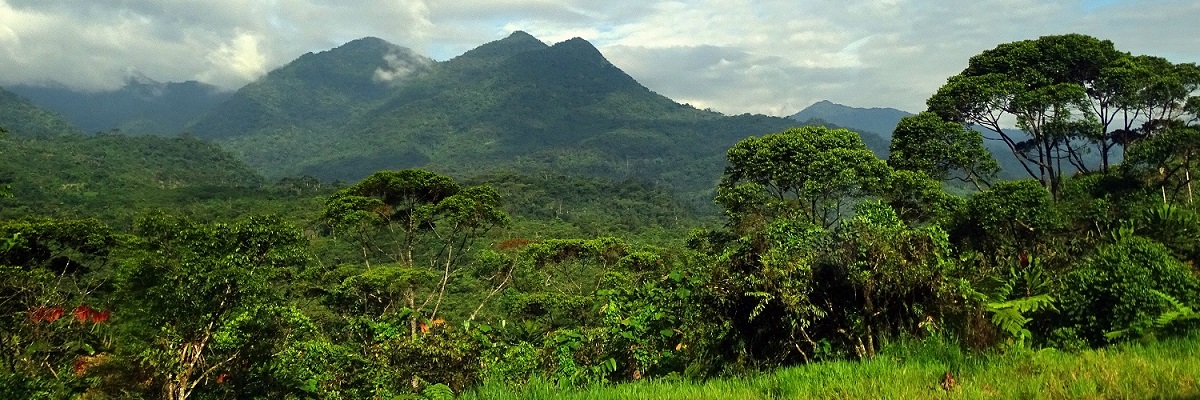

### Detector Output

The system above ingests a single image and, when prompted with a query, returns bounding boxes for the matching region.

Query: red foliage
[74,304,95,323]
[73,357,89,376]
[1019,252,1030,268]
[29,306,64,323]
[497,238,532,252]
[92,309,111,323]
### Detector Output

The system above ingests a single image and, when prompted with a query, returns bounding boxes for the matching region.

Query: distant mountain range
[9,74,231,135]
[5,32,896,204]
[180,31,888,202]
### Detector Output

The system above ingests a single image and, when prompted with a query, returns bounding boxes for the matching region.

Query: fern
[1107,290,1198,341]
[1153,290,1198,326]
[982,258,1057,347]
[986,294,1056,346]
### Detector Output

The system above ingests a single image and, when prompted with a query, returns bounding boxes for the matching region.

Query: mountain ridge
[8,33,891,208]
[8,75,230,135]
[788,100,914,139]
[0,86,81,137]
[185,33,870,206]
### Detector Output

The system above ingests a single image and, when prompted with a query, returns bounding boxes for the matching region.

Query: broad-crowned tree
[717,125,889,229]
[888,111,998,190]
[322,169,508,334]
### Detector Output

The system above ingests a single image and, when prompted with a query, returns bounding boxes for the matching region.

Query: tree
[954,180,1062,263]
[0,218,118,397]
[927,34,1131,196]
[117,213,311,400]
[322,169,509,334]
[717,125,889,229]
[826,201,960,358]
[880,169,964,225]
[1123,123,1200,204]
[889,112,998,190]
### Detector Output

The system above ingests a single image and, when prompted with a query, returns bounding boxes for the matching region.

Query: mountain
[0,86,81,137]
[188,32,887,204]
[8,75,231,135]
[188,36,433,141]
[788,100,913,139]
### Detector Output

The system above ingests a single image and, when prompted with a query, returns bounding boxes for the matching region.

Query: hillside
[188,32,886,204]
[8,75,232,135]
[0,132,266,223]
[0,86,81,138]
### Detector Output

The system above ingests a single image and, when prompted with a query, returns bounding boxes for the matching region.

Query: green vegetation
[464,335,1200,399]
[2,33,1199,399]
[184,32,884,209]
[0,86,81,138]
[0,132,272,225]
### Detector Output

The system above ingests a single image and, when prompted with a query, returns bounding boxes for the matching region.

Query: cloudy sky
[1,0,1196,116]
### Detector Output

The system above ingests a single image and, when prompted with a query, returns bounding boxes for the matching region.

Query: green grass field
[464,335,1200,399]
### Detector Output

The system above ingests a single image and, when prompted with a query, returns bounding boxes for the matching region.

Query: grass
[462,335,1200,399]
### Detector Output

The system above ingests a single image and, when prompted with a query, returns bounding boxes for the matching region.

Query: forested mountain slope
[0,86,81,138]
[0,132,265,222]
[188,32,886,203]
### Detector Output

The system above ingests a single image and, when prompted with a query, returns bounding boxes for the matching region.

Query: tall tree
[888,111,998,189]
[930,34,1200,194]
[717,125,889,229]
[927,35,1118,196]
[322,169,509,333]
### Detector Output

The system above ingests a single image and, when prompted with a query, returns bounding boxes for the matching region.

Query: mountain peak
[506,31,538,41]
[547,37,605,60]
[456,31,548,60]
[322,36,414,60]
[789,100,914,138]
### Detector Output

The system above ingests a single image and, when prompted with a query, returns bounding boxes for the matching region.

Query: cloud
[373,49,435,84]
[0,0,432,91]
[0,0,1195,117]
[196,31,267,87]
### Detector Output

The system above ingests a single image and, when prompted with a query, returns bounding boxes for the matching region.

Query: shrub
[1059,236,1200,346]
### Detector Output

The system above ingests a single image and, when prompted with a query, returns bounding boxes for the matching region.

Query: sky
[0,0,1197,116]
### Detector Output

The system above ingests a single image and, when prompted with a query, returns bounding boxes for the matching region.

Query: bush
[1059,236,1200,346]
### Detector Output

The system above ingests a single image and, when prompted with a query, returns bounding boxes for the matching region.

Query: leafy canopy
[718,125,889,228]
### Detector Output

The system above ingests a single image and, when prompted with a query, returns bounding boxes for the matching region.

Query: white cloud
[0,0,1196,116]
[198,31,267,86]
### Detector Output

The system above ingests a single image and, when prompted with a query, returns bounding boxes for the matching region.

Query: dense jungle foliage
[2,33,1199,399]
